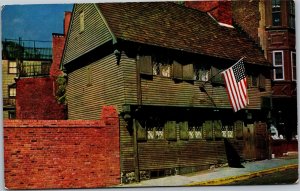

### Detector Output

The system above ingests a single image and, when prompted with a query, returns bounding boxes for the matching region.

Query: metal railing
[18,62,51,77]
[2,38,52,60]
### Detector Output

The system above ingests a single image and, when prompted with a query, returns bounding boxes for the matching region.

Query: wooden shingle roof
[97,2,268,66]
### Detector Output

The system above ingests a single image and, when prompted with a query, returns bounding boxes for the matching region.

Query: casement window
[291,52,296,81]
[289,0,295,29]
[79,11,85,33]
[152,56,171,77]
[146,120,164,140]
[273,51,284,80]
[194,65,209,81]
[138,120,176,141]
[188,121,203,139]
[9,87,16,97]
[221,125,234,138]
[272,0,281,26]
[8,61,17,74]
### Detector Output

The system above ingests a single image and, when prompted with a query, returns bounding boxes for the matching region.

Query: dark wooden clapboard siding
[248,78,272,109]
[120,118,135,172]
[67,53,124,119]
[138,140,244,170]
[120,53,138,105]
[141,76,272,109]
[63,4,112,65]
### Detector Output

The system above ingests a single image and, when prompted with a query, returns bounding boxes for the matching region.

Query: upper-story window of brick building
[9,87,16,97]
[273,51,284,80]
[289,0,295,29]
[272,0,281,26]
[291,52,296,81]
[8,61,17,74]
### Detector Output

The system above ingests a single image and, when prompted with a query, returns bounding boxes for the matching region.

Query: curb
[187,164,298,186]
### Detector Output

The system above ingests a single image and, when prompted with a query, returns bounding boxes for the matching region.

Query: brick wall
[50,11,71,77]
[185,0,232,25]
[4,106,120,189]
[50,34,65,77]
[232,0,260,43]
[16,77,67,119]
[64,12,72,36]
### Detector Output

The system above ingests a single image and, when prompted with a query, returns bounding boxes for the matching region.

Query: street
[227,168,298,185]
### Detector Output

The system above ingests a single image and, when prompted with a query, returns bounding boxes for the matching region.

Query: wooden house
[61,2,272,182]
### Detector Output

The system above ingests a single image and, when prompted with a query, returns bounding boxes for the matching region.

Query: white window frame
[291,51,296,81]
[273,51,285,81]
[8,61,17,74]
[9,87,16,97]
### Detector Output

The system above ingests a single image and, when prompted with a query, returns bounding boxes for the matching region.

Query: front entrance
[243,122,269,160]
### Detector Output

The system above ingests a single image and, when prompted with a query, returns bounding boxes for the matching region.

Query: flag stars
[233,61,246,82]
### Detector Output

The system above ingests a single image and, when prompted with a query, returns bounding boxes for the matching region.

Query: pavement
[119,154,298,187]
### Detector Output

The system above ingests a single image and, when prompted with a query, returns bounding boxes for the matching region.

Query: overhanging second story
[61,2,272,118]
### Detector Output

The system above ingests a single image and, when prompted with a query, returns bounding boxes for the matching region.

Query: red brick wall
[185,0,232,25]
[16,77,67,119]
[50,12,71,78]
[232,0,260,43]
[271,140,298,157]
[50,34,65,77]
[64,12,72,35]
[4,106,120,189]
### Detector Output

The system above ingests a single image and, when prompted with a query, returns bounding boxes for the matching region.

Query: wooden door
[255,122,269,160]
[243,124,256,160]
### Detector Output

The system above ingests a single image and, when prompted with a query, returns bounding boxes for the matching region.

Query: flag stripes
[222,59,249,112]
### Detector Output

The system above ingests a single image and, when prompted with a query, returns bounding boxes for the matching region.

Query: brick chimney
[64,12,72,35]
[185,0,232,26]
[50,11,72,77]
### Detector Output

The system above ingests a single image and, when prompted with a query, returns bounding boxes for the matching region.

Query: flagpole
[202,56,246,86]
[199,56,246,108]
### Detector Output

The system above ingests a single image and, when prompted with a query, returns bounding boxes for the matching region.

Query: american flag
[222,58,249,112]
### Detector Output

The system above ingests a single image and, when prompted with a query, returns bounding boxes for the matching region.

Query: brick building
[14,12,71,119]
[2,39,52,119]
[231,0,297,140]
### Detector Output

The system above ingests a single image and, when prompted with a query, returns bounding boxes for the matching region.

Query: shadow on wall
[224,138,245,168]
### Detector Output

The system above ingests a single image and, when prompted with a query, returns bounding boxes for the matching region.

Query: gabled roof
[97,2,268,66]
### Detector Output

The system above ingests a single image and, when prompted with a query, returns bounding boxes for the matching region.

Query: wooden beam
[132,118,140,182]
